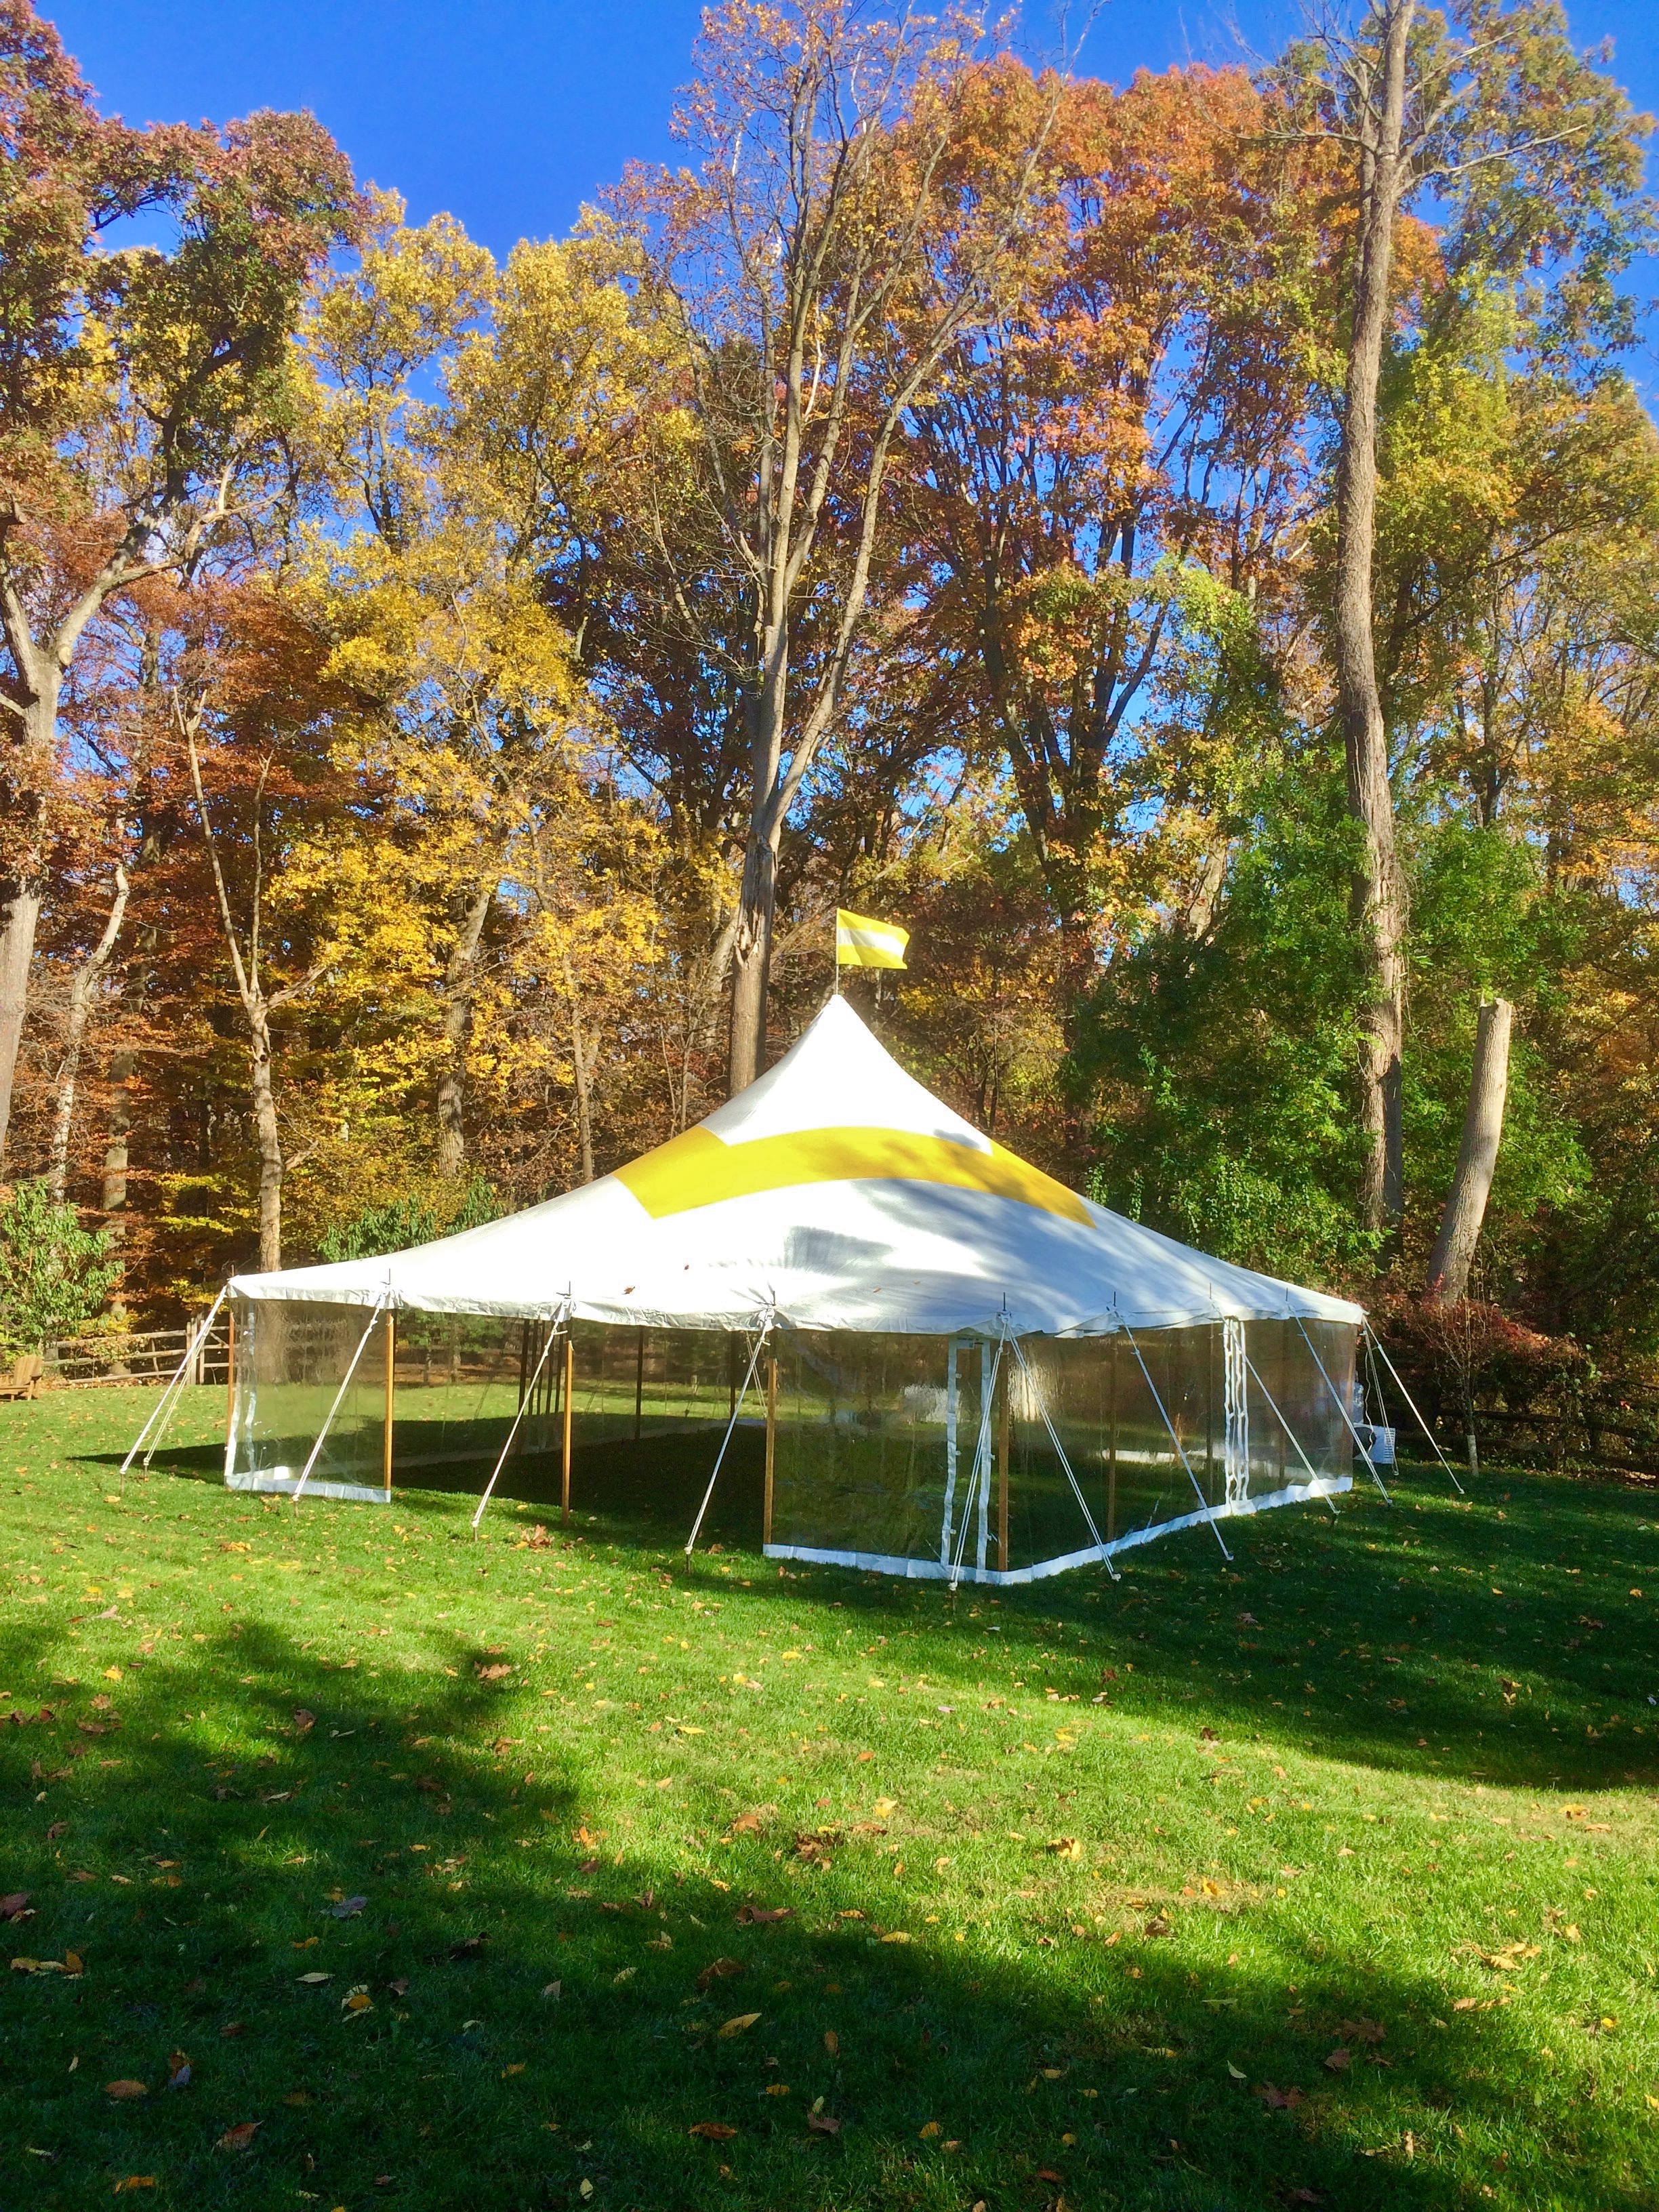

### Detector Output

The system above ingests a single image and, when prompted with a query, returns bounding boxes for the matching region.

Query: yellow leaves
[717,2012,761,2039]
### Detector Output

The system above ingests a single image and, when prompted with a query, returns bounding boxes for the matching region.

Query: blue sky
[47,0,1658,387]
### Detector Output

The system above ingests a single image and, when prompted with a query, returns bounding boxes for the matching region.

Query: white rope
[1293,1316,1391,1502]
[684,1317,773,1557]
[1366,1325,1466,1494]
[1120,1322,1233,1560]
[119,1285,229,1485]
[472,1307,567,1532]
[291,1296,390,1509]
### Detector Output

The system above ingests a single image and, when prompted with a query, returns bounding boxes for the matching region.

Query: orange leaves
[688,2121,737,2141]
[214,2121,261,2154]
[104,2081,148,2100]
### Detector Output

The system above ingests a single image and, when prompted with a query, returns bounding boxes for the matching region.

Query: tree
[0,0,359,1162]
[619,1,1059,1091]
[1273,0,1652,1242]
[0,1174,116,1350]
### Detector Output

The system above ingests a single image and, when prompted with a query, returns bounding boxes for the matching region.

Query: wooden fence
[43,1317,232,1391]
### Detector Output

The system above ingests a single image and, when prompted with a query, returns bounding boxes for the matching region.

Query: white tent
[220,998,1369,1581]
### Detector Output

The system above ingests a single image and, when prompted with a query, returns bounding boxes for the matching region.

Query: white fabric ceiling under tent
[230,996,1363,1341]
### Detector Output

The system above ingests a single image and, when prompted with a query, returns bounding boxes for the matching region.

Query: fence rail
[43,1319,232,1391]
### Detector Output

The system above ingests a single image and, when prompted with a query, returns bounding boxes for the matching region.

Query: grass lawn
[3,1387,1658,2211]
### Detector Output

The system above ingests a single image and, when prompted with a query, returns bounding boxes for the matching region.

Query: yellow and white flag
[835,908,909,970]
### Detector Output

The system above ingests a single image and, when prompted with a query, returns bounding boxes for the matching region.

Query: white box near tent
[218,999,1367,1582]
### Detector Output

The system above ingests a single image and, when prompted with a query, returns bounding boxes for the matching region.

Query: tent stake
[473,1317,561,1532]
[1121,1322,1233,1561]
[1366,1325,1466,1494]
[291,1296,389,1509]
[120,1284,229,1488]
[1293,1317,1391,1502]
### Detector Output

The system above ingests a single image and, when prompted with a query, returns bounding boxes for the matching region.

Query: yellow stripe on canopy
[615,1123,1089,1224]
[836,909,908,968]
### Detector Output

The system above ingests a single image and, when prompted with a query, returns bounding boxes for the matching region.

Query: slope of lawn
[3,1384,1658,2211]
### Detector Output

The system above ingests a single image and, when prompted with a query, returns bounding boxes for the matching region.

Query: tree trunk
[1332,0,1414,1241]
[1427,996,1512,1303]
[47,865,129,1201]
[247,996,283,1272]
[728,818,780,1095]
[102,1045,135,1315]
[0,878,41,1170]
[436,879,494,1180]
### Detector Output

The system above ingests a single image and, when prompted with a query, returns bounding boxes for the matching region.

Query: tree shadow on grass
[63,1393,1659,1798]
[1,1603,1649,2212]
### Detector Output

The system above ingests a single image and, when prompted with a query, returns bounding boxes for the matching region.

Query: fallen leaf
[104,2081,148,2100]
[1324,2047,1351,2072]
[342,1990,373,2014]
[919,2120,941,2138]
[297,1971,332,1985]
[735,1904,793,1926]
[1143,1916,1173,1938]
[166,2052,190,2090]
[63,1950,83,1975]
[697,1957,745,1990]
[806,2112,842,2135]
[880,1931,913,1944]
[0,1892,30,1920]
[718,2011,762,2038]
[1255,2083,1304,2110]
[1045,1837,1081,1859]
[824,2030,839,2057]
[215,2121,260,2153]
[1227,2062,1247,2081]
[331,1895,368,1919]
[689,2122,737,2141]
[1334,2018,1385,2044]
[111,2181,156,2194]
[475,1663,514,1681]
[1452,1996,1479,2012]
[1037,2168,1064,2184]
[291,1710,315,1736]
[449,1935,485,1961]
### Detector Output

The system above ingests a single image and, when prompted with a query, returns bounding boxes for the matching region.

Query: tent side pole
[763,1355,777,1547]
[121,1283,230,1484]
[1108,1335,1118,1540]
[383,1312,396,1499]
[997,1360,1010,1574]
[560,1332,575,1525]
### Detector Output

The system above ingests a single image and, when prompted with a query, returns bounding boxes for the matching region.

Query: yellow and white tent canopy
[230,998,1361,1338]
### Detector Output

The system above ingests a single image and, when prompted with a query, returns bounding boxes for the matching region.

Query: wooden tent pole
[383,1311,396,1498]
[763,1355,777,1547]
[997,1355,1010,1573]
[560,1332,575,1525]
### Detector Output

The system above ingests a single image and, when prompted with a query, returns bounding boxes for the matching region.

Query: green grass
[3,1387,1658,2211]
